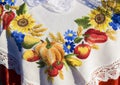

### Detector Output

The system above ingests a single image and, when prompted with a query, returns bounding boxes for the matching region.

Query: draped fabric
[0,0,120,85]
[0,65,21,85]
[23,0,101,13]
[0,64,120,85]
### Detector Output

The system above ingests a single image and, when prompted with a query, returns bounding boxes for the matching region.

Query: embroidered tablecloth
[0,0,120,85]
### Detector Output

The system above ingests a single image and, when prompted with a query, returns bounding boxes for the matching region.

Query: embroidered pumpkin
[35,42,65,65]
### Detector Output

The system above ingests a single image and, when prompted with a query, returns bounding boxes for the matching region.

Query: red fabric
[99,77,120,85]
[0,64,120,85]
[0,64,21,85]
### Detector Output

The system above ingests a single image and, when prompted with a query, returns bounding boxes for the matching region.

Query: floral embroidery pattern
[89,9,111,31]
[11,31,25,51]
[64,30,77,41]
[0,0,120,82]
[63,41,75,54]
[109,14,120,30]
[10,14,35,33]
[0,0,16,5]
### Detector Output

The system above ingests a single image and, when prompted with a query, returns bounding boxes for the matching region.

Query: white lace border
[87,58,120,85]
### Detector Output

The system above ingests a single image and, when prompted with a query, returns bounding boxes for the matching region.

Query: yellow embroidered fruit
[65,54,82,66]
[22,35,40,49]
[35,42,65,65]
[23,50,40,62]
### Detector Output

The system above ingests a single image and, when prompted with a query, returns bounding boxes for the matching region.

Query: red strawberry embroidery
[3,11,15,30]
[48,66,58,77]
[84,29,108,43]
[52,61,63,70]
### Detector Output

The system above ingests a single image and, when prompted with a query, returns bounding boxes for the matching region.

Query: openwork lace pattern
[0,48,21,74]
[87,58,120,85]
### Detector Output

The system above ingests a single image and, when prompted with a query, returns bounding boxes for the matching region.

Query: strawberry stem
[41,40,44,43]
[57,61,60,65]
[49,65,53,70]
[46,38,52,49]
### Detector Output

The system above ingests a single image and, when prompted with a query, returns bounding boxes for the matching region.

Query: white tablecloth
[0,0,120,85]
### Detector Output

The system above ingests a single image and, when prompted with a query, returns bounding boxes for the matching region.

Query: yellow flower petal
[89,9,111,31]
[10,14,35,33]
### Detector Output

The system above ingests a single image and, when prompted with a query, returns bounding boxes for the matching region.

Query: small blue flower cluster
[0,0,16,5]
[109,13,120,30]
[63,29,77,54]
[64,29,77,41]
[11,31,25,51]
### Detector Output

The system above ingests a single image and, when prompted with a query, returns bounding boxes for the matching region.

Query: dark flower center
[95,14,105,24]
[17,18,28,27]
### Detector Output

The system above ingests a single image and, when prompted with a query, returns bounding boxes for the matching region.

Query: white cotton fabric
[24,0,74,13]
[0,0,120,85]
[23,0,101,13]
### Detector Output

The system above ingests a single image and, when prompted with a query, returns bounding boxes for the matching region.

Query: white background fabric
[0,0,120,85]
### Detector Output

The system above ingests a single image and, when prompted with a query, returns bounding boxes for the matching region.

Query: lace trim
[87,58,120,85]
[0,48,21,74]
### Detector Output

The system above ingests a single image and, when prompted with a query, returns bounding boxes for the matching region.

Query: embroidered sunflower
[10,14,35,33]
[89,9,111,31]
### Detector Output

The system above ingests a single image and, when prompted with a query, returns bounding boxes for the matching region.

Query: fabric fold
[24,0,102,13]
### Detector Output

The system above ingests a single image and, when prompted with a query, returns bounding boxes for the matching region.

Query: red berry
[48,66,58,77]
[52,61,63,70]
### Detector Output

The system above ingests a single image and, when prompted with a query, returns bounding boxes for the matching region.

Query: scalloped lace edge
[87,58,120,85]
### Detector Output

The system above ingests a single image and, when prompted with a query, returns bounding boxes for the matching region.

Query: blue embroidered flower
[63,41,75,54]
[0,0,16,5]
[0,0,7,5]
[64,29,77,41]
[109,13,120,30]
[11,31,25,51]
[7,0,16,5]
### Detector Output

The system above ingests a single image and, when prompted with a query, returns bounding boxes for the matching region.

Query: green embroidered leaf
[46,38,52,49]
[37,60,46,68]
[75,16,91,29]
[74,37,83,43]
[64,54,77,58]
[63,60,69,71]
[83,34,90,38]
[16,3,28,15]
[47,76,54,83]
[5,5,10,10]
